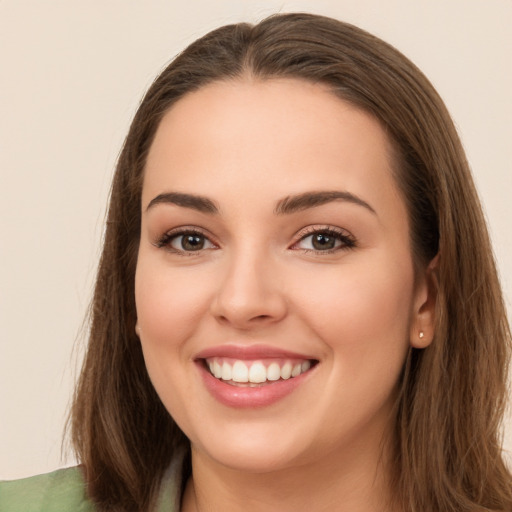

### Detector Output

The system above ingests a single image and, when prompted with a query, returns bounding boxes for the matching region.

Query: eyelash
[154,228,215,255]
[293,226,356,254]
[154,226,356,256]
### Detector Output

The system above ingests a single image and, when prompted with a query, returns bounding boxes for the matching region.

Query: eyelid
[153,226,218,253]
[291,225,356,253]
[152,224,356,255]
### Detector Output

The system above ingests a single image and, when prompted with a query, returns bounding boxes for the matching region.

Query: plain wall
[1,0,511,478]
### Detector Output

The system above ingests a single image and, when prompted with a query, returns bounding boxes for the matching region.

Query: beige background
[1,0,511,479]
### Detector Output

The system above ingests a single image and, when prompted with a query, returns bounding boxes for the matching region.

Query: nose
[210,249,288,330]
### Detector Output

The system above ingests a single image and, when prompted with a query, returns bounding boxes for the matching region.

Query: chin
[199,445,304,474]
[190,424,312,474]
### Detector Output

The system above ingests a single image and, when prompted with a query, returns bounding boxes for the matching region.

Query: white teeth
[213,360,222,378]
[267,362,281,381]
[281,362,292,380]
[301,360,311,372]
[249,362,267,383]
[232,361,249,382]
[291,363,301,377]
[221,361,232,381]
[206,358,314,383]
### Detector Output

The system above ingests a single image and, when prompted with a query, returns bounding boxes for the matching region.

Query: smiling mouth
[203,357,317,387]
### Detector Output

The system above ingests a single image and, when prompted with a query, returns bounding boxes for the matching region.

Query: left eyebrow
[274,190,376,215]
[145,192,219,214]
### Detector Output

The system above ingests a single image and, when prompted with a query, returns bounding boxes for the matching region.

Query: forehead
[143,78,404,220]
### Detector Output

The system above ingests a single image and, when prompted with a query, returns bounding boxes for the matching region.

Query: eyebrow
[146,192,219,214]
[274,190,376,215]
[145,189,376,216]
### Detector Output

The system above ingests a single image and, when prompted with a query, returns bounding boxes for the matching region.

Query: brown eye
[169,232,214,252]
[297,231,342,251]
[294,228,356,253]
[311,233,337,250]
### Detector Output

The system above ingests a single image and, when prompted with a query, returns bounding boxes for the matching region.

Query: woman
[1,12,511,512]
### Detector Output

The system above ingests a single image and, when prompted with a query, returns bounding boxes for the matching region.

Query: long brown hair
[70,13,512,511]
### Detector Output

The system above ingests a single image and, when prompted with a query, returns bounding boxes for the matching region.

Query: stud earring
[419,331,425,339]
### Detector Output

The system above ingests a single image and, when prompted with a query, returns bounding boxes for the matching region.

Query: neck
[181,434,397,512]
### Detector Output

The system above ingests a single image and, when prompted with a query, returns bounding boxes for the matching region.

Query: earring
[419,331,425,339]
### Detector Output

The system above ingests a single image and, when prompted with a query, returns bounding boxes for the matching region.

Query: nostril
[214,313,276,327]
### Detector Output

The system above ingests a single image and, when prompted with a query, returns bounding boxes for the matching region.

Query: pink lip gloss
[194,344,317,408]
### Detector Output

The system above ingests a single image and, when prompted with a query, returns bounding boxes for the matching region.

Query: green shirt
[0,456,183,512]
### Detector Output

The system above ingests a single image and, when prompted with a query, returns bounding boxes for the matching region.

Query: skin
[135,78,436,511]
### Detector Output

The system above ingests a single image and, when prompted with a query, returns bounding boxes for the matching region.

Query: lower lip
[198,363,313,408]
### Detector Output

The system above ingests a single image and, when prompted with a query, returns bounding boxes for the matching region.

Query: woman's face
[135,78,433,473]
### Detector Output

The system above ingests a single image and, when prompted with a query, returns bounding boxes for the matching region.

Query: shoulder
[0,466,95,512]
[0,449,185,512]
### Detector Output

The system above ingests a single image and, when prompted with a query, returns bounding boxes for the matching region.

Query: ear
[135,322,141,337]
[410,254,439,349]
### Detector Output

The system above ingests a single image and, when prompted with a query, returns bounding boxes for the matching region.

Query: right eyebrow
[145,192,219,214]
[274,190,376,216]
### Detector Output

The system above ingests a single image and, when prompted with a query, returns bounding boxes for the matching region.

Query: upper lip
[194,344,316,361]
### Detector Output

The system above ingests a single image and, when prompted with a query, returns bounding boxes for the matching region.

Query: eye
[293,227,356,253]
[156,229,216,254]
[171,233,213,251]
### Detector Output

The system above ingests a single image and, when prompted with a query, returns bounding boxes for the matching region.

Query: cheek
[295,255,415,371]
[135,260,213,347]
[296,257,415,441]
[134,259,214,428]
